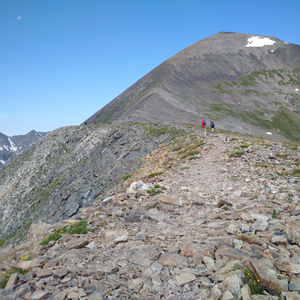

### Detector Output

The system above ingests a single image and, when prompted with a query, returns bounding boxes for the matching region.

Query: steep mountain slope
[0,130,47,169]
[85,32,300,141]
[0,123,183,246]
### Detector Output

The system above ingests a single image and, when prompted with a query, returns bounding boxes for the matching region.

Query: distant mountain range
[0,130,47,169]
[85,32,300,141]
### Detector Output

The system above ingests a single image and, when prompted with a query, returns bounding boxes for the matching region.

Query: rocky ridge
[0,130,300,299]
[0,123,181,246]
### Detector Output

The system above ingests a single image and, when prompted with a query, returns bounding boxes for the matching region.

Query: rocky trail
[0,131,300,300]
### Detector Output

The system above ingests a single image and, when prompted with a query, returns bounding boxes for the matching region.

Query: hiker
[210,121,215,132]
[201,119,206,133]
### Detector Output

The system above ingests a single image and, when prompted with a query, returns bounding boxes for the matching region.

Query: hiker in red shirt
[201,119,206,133]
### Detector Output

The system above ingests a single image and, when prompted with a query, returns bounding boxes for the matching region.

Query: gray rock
[280,291,300,300]
[221,274,241,299]
[127,181,153,194]
[275,257,300,274]
[31,290,51,300]
[87,292,103,300]
[175,273,196,286]
[65,238,89,250]
[210,284,222,299]
[289,276,300,291]
[221,290,234,300]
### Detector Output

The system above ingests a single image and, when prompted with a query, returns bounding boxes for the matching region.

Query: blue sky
[1,0,300,136]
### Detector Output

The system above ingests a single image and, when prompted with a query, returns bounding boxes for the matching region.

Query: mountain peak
[0,130,47,168]
[85,32,300,142]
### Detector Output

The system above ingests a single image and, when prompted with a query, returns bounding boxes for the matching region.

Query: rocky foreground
[0,131,300,300]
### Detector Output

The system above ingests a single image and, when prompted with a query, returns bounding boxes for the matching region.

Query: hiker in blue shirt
[210,121,215,132]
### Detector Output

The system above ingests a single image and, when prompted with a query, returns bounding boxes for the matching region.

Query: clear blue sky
[1,0,299,136]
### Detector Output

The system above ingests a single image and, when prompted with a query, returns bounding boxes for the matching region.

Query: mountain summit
[85,32,300,141]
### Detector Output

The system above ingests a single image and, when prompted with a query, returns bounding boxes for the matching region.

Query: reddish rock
[250,258,288,295]
[158,253,176,266]
[180,244,195,257]
[236,233,267,248]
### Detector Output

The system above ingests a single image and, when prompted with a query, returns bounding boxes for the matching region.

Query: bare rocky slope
[0,123,182,247]
[85,32,300,142]
[0,129,299,299]
[0,130,47,169]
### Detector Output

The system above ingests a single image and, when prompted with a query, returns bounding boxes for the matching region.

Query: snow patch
[0,160,5,165]
[266,132,272,135]
[0,147,2,150]
[245,36,276,47]
[8,138,17,151]
[270,50,274,52]
[284,42,289,44]
[3,145,8,151]
[295,88,299,92]
[35,132,42,139]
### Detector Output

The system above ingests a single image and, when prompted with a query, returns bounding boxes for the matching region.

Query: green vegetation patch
[180,167,190,170]
[146,125,186,138]
[231,175,240,181]
[122,174,132,180]
[181,150,200,159]
[229,151,244,158]
[275,153,289,159]
[178,141,204,155]
[272,107,300,141]
[240,142,249,148]
[210,101,300,142]
[1,268,27,289]
[0,232,17,248]
[254,164,267,168]
[148,171,163,178]
[293,169,300,176]
[40,220,98,246]
[172,146,183,152]
[146,184,167,195]
[243,268,264,295]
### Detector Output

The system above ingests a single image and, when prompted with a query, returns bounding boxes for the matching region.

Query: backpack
[211,121,214,126]
[203,119,206,125]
